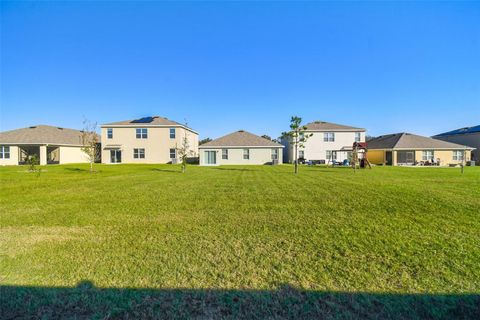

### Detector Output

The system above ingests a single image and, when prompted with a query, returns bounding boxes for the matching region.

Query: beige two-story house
[101,116,199,164]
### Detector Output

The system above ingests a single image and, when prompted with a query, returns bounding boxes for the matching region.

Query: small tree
[81,119,100,173]
[176,130,194,173]
[282,116,312,174]
[27,154,39,172]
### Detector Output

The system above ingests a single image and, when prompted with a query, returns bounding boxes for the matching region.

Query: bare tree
[81,119,100,173]
[282,116,312,174]
[176,129,194,173]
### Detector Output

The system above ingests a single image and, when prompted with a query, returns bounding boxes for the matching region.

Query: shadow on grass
[1,282,478,319]
[208,167,259,172]
[64,167,89,172]
[150,168,182,173]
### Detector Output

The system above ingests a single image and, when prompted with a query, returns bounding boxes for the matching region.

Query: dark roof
[102,116,197,132]
[0,125,98,146]
[304,121,364,132]
[367,133,474,150]
[199,130,284,148]
[433,125,480,137]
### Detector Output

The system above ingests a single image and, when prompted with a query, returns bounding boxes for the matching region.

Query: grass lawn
[1,164,479,319]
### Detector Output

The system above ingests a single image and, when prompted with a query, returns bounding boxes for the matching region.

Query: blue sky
[1,1,479,139]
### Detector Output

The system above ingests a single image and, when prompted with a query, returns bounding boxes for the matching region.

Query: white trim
[100,124,198,135]
[199,145,284,149]
[0,142,85,147]
[370,147,474,151]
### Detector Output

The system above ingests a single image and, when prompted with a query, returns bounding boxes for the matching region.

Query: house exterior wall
[283,131,365,163]
[59,146,90,164]
[199,147,283,165]
[369,149,472,166]
[101,126,199,164]
[0,145,19,166]
[434,133,479,162]
[367,150,385,165]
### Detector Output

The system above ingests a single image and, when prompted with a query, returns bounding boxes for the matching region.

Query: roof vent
[57,127,63,130]
[29,126,36,129]
[238,130,245,132]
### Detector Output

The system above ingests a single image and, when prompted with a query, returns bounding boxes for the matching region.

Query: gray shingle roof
[102,116,196,131]
[199,130,284,148]
[368,133,474,150]
[304,121,365,132]
[0,125,98,146]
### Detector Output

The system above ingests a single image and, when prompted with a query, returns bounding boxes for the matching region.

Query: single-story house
[0,125,98,166]
[367,132,474,166]
[199,130,284,165]
[432,125,480,164]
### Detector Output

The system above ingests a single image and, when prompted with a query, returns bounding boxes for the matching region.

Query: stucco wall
[199,147,283,165]
[101,126,199,164]
[367,150,385,165]
[284,131,365,163]
[59,146,90,164]
[369,149,472,166]
[0,145,19,166]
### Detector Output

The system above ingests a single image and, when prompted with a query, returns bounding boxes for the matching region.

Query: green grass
[1,164,479,319]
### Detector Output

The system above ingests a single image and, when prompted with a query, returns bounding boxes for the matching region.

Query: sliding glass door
[204,151,216,165]
[110,150,122,163]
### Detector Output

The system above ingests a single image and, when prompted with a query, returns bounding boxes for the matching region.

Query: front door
[204,151,216,165]
[110,150,122,163]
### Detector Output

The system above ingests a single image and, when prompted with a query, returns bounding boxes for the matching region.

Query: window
[170,128,176,139]
[133,148,145,159]
[0,146,10,159]
[326,150,337,161]
[453,150,464,161]
[355,132,361,142]
[243,149,250,160]
[299,150,305,159]
[222,149,228,160]
[107,128,113,139]
[170,148,176,159]
[422,150,434,161]
[271,148,278,160]
[136,128,148,139]
[299,132,305,141]
[324,132,335,142]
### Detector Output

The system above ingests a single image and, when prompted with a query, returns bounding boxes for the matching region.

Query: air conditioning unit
[171,158,178,164]
[272,159,279,165]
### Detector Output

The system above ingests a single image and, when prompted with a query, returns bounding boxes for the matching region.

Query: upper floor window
[299,132,305,141]
[136,128,148,139]
[243,149,250,160]
[133,148,145,159]
[222,149,228,160]
[170,128,176,139]
[324,132,335,142]
[271,148,278,160]
[0,146,10,159]
[422,150,434,161]
[453,150,464,161]
[107,128,113,139]
[170,148,177,159]
[355,132,361,142]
